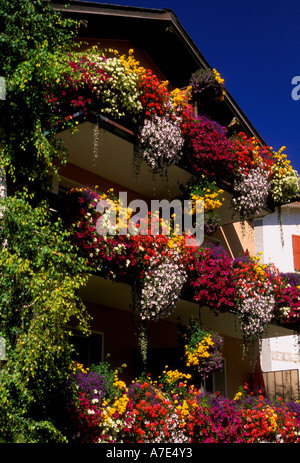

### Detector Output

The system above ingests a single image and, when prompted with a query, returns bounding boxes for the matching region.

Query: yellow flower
[165,369,192,383]
[212,68,225,100]
[170,87,191,108]
[233,391,243,401]
[185,335,213,367]
[72,361,89,374]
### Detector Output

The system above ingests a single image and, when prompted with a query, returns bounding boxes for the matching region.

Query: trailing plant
[0,0,78,191]
[135,114,184,172]
[231,167,270,220]
[0,193,91,442]
[233,253,281,341]
[180,175,225,235]
[190,67,225,103]
[178,317,224,381]
[269,146,299,205]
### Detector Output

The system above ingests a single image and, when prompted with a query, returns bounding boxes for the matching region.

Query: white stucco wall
[261,334,300,376]
[254,204,300,375]
[254,204,300,273]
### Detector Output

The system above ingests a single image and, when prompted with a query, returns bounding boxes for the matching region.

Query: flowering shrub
[67,363,300,443]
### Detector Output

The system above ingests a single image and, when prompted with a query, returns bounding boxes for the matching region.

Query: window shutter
[292,235,300,271]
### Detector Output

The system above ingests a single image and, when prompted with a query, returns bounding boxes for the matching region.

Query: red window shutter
[292,235,300,271]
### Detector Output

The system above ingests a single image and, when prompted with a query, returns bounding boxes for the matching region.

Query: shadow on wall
[210,221,254,259]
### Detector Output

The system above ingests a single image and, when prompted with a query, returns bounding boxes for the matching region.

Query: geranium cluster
[138,69,173,118]
[187,116,236,182]
[231,132,273,175]
[67,363,300,444]
[189,243,237,312]
[235,384,300,443]
[126,379,189,443]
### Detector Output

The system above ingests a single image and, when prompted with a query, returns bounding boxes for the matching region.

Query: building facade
[254,204,300,399]
[48,1,299,399]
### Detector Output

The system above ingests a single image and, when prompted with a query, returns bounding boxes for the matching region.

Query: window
[204,360,227,396]
[292,235,300,271]
[69,329,104,368]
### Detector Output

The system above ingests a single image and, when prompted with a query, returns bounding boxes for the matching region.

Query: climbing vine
[0,1,91,442]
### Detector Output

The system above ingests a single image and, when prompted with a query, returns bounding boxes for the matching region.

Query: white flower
[232,167,270,219]
[137,114,184,172]
[138,248,187,321]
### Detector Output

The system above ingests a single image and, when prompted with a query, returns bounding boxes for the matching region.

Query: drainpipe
[0,76,7,202]
[0,77,7,362]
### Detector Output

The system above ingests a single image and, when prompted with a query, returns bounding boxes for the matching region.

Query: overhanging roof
[50,1,266,144]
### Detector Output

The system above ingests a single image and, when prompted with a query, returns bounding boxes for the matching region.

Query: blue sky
[85,0,300,173]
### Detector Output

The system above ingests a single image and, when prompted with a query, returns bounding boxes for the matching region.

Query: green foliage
[0,0,78,190]
[0,193,92,441]
[0,0,94,442]
[0,0,77,72]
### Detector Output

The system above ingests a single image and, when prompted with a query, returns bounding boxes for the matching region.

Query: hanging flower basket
[231,167,270,220]
[189,68,225,106]
[135,114,184,173]
[179,175,225,235]
[178,317,224,381]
